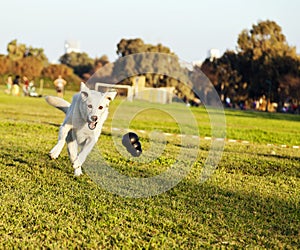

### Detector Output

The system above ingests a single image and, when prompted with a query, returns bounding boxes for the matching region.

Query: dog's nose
[91,116,98,122]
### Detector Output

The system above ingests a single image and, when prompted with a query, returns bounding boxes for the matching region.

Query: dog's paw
[73,158,82,169]
[74,167,83,176]
[49,151,59,159]
[49,146,61,159]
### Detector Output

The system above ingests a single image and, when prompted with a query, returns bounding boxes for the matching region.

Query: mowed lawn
[0,88,299,249]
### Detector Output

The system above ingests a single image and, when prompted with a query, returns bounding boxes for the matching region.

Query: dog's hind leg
[50,124,72,159]
[66,130,78,163]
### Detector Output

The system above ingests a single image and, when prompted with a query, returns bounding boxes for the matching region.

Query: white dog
[46,82,117,176]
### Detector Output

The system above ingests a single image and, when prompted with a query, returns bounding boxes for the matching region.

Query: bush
[0,56,12,75]
[41,64,82,91]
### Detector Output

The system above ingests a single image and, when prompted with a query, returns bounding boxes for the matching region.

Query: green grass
[0,88,299,248]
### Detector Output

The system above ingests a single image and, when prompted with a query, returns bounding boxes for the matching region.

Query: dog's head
[80,82,117,130]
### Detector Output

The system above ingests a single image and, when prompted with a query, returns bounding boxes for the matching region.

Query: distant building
[131,76,174,104]
[208,48,220,61]
[192,60,202,67]
[64,40,80,54]
[95,76,175,104]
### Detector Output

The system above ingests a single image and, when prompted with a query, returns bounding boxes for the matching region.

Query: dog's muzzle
[88,121,97,130]
[88,115,98,130]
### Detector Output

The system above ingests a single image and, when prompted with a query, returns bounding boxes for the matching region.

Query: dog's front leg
[66,129,78,163]
[50,124,72,159]
[73,137,97,176]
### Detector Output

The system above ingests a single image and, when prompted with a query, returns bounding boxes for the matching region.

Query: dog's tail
[45,96,71,114]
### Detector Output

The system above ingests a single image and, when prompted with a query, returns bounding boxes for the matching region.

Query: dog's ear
[105,91,117,102]
[80,82,90,101]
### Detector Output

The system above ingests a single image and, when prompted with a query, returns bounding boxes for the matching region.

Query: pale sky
[0,0,299,63]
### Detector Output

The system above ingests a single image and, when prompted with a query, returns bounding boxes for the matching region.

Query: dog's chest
[74,125,101,144]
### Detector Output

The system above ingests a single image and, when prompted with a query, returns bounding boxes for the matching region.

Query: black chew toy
[122,132,142,157]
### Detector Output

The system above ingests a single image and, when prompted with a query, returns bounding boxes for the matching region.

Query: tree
[94,55,109,69]
[114,38,194,100]
[237,20,296,60]
[116,38,172,57]
[276,57,300,105]
[237,20,299,108]
[201,52,246,105]
[59,52,94,78]
[7,39,48,64]
[201,20,300,110]
[217,52,244,102]
[1,40,49,79]
[81,55,111,82]
[25,47,48,65]
[0,55,12,75]
[13,57,44,78]
[7,39,26,61]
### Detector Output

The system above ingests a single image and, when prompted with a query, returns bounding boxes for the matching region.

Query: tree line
[0,40,109,90]
[200,20,300,112]
[1,20,299,112]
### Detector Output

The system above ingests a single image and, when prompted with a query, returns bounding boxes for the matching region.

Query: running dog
[46,82,117,176]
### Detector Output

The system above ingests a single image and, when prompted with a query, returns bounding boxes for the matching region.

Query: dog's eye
[88,104,92,109]
[99,106,103,110]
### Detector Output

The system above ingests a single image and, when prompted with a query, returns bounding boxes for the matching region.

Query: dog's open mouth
[88,121,97,130]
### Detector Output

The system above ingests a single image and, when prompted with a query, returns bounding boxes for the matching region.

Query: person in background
[22,76,30,96]
[53,75,67,98]
[225,97,232,108]
[4,75,13,94]
[12,75,21,96]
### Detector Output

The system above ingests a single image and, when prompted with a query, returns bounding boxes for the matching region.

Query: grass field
[0,87,300,248]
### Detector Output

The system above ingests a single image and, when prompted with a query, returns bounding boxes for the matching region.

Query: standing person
[53,75,67,98]
[4,75,13,94]
[12,75,21,96]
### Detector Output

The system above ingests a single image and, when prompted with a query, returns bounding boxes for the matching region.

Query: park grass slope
[0,90,299,248]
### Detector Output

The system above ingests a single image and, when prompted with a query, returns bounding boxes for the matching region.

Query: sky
[0,0,299,64]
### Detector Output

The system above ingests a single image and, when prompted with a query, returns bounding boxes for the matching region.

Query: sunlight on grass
[0,89,299,248]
